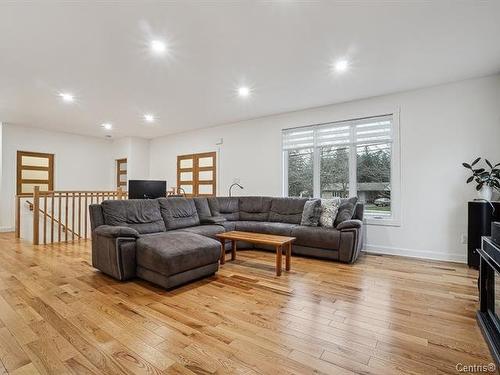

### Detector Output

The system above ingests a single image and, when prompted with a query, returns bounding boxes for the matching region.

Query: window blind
[354,115,392,146]
[282,129,314,150]
[282,114,392,150]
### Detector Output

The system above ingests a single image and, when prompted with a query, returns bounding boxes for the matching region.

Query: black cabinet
[468,201,500,268]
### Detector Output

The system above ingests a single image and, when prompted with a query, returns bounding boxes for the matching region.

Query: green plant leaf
[466,176,474,183]
[477,182,484,191]
[474,168,485,174]
[486,159,493,168]
[462,162,472,169]
[472,157,481,166]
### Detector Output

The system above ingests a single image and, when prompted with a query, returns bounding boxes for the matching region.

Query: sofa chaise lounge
[89,196,364,289]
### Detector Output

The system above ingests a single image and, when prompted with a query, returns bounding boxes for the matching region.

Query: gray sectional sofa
[89,196,364,289]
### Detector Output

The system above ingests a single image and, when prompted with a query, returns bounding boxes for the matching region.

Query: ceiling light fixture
[150,40,166,55]
[59,92,74,102]
[238,86,250,98]
[144,114,155,123]
[101,123,113,130]
[334,59,349,73]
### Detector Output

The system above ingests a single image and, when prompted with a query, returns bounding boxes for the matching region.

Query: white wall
[0,124,152,235]
[128,137,150,181]
[150,74,500,262]
[109,136,151,185]
[0,124,117,230]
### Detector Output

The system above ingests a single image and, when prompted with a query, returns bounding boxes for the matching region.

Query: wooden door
[177,152,216,197]
[116,158,127,191]
[16,151,54,196]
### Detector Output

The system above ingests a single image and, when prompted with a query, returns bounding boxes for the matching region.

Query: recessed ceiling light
[334,59,349,73]
[101,123,112,130]
[150,40,166,55]
[59,92,74,102]
[144,114,155,123]
[238,86,250,97]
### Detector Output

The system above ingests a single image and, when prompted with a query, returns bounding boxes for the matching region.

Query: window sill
[364,217,401,227]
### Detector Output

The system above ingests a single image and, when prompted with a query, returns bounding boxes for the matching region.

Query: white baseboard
[363,243,467,264]
[0,226,14,233]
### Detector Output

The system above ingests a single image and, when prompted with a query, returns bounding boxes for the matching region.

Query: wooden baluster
[43,193,47,245]
[15,196,21,238]
[65,192,69,243]
[72,193,75,242]
[78,192,82,240]
[84,193,88,239]
[58,194,62,242]
[51,192,55,244]
[33,186,40,245]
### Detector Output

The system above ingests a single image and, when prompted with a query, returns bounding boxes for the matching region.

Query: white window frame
[282,109,401,227]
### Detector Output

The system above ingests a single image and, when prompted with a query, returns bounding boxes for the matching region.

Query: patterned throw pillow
[334,197,359,227]
[300,199,322,226]
[319,198,341,227]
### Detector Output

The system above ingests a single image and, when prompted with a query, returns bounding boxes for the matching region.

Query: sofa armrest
[336,219,362,230]
[94,225,139,238]
[338,223,364,263]
[200,216,227,225]
[91,230,137,281]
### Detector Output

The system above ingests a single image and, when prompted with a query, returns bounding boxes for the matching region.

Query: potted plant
[462,158,500,201]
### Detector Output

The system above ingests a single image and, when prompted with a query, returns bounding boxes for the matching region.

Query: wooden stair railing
[15,187,127,245]
[25,200,80,239]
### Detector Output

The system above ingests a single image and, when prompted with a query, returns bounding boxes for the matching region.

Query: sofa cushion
[334,197,359,226]
[301,199,322,226]
[193,197,212,220]
[207,197,221,216]
[239,197,272,221]
[215,197,240,221]
[158,198,200,230]
[235,221,297,236]
[291,226,341,250]
[136,232,220,276]
[220,221,236,232]
[200,216,227,225]
[177,225,226,239]
[101,199,166,234]
[268,197,308,224]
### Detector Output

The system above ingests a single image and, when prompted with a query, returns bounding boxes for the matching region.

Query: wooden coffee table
[216,231,295,276]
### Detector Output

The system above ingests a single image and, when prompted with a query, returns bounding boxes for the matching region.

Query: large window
[283,114,400,224]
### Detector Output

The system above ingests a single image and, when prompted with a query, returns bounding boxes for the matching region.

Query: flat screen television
[128,180,166,199]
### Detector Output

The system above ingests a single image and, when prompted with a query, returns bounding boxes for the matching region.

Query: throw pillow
[334,197,359,227]
[319,198,341,227]
[300,199,321,226]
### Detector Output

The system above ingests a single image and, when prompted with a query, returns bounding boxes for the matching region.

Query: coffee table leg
[286,242,291,271]
[276,245,282,276]
[231,240,237,261]
[219,239,225,265]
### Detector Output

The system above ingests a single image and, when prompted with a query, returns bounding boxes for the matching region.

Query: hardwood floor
[0,232,491,374]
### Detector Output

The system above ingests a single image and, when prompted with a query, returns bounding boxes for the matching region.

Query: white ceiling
[1,1,500,139]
